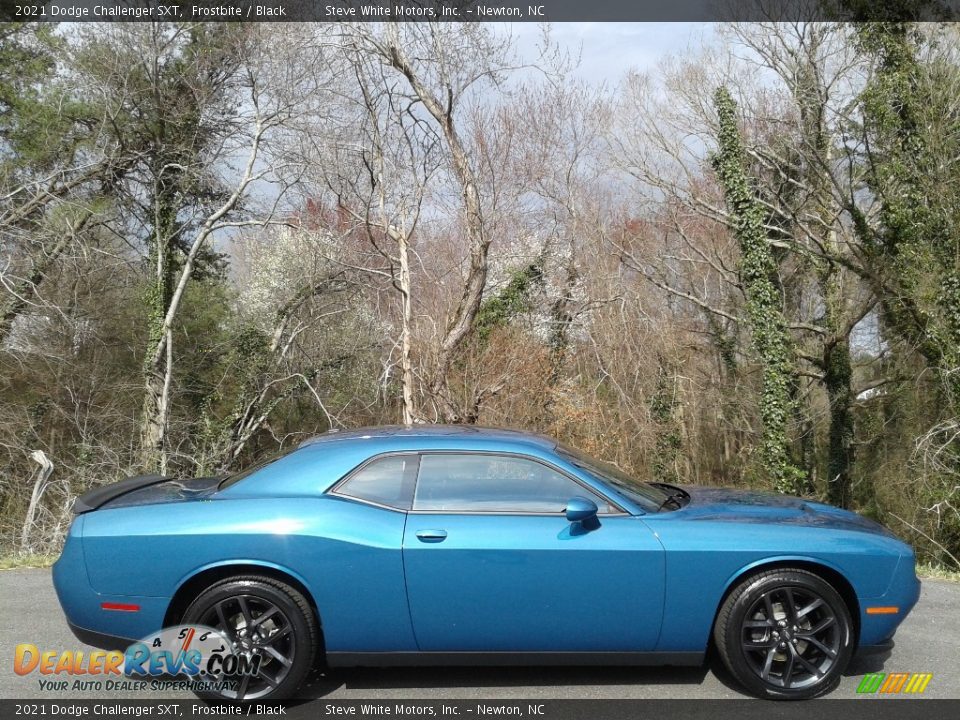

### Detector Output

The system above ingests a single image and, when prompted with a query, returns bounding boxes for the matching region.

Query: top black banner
[2,0,958,23]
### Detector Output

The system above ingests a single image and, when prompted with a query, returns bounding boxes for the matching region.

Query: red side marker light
[101,602,140,612]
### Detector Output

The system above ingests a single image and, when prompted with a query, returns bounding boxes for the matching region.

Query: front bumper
[857,553,921,648]
[854,638,895,657]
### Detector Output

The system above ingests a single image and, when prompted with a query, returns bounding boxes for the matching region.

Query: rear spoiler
[73,474,170,514]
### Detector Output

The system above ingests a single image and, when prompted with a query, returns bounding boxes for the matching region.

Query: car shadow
[193,645,896,706]
[297,663,714,698]
[700,649,747,696]
[844,647,894,676]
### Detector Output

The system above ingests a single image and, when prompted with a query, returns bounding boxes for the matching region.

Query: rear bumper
[66,621,135,652]
[53,519,169,645]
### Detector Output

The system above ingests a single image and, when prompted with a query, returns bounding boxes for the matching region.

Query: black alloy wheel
[182,576,318,701]
[714,568,854,699]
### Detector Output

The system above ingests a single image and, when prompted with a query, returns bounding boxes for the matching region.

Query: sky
[229,21,721,237]
[511,22,716,83]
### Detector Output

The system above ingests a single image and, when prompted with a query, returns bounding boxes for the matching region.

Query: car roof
[216,425,564,500]
[216,425,647,507]
[297,424,558,451]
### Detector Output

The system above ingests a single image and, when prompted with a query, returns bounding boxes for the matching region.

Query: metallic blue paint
[564,496,599,522]
[402,512,663,651]
[53,425,919,664]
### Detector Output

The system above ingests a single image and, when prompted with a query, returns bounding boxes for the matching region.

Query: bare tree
[304,34,441,423]
[340,23,519,422]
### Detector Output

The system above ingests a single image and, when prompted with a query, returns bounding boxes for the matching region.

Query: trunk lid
[73,475,221,513]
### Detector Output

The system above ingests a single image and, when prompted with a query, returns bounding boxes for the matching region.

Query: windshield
[556,444,672,512]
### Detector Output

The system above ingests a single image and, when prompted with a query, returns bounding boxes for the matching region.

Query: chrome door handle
[416,529,448,543]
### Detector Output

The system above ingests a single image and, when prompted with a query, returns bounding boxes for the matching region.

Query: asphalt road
[0,569,957,701]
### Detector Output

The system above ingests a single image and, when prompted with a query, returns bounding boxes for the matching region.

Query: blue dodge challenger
[53,426,920,701]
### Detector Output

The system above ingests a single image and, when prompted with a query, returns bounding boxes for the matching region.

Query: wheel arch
[713,557,861,647]
[163,560,321,631]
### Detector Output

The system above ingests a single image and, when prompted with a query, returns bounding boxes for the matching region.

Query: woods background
[1,21,958,570]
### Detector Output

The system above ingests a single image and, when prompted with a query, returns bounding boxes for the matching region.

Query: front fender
[719,554,855,599]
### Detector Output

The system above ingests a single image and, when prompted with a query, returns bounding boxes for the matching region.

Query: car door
[401,452,665,653]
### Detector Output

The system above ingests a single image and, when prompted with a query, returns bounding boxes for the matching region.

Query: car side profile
[53,425,920,701]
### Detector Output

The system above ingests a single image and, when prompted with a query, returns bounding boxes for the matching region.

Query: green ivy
[650,360,682,485]
[712,87,805,495]
[474,263,543,345]
[855,24,960,407]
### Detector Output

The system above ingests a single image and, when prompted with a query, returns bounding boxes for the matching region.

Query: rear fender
[164,559,318,628]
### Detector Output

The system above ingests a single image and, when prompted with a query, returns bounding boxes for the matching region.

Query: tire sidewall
[182,578,316,701]
[721,571,854,699]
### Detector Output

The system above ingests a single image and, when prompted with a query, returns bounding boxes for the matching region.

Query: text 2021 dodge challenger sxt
[53,426,920,701]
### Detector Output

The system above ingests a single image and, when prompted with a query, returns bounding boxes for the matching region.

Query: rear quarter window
[333,454,418,510]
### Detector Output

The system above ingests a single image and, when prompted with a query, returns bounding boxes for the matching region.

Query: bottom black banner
[4,700,959,720]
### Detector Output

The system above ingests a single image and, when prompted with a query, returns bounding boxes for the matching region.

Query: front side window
[413,454,614,514]
[334,455,418,510]
[556,444,670,512]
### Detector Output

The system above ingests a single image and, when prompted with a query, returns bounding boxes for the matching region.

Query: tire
[713,568,854,699]
[181,575,318,702]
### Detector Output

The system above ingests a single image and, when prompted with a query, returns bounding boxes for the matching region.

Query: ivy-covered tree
[854,23,960,409]
[850,23,960,561]
[650,357,683,485]
[71,24,251,472]
[712,87,805,495]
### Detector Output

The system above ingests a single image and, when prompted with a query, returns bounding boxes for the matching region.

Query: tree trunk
[384,37,490,422]
[824,337,854,507]
[141,328,172,473]
[20,450,54,554]
[138,119,266,471]
[398,232,416,424]
[140,182,178,472]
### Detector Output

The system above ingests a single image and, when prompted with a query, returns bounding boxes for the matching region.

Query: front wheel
[181,575,318,701]
[713,568,854,699]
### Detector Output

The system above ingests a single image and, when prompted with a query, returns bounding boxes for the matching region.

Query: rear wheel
[181,575,317,701]
[713,568,854,699]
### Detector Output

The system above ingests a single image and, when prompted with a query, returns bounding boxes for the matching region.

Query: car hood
[676,485,898,538]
